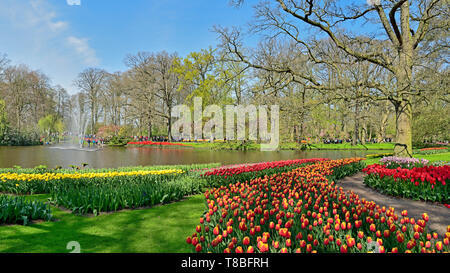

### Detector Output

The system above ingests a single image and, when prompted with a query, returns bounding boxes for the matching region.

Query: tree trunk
[393,1,414,157]
[167,106,172,142]
[353,99,359,146]
[361,123,366,145]
[378,110,389,142]
[394,100,413,156]
[147,111,153,138]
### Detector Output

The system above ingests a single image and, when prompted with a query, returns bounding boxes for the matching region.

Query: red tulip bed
[127,141,188,147]
[186,158,450,253]
[416,147,449,155]
[201,158,329,187]
[420,147,448,151]
[363,164,450,205]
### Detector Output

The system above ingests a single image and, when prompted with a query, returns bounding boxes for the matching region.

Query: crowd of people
[321,138,393,144]
[132,135,170,142]
[79,135,105,148]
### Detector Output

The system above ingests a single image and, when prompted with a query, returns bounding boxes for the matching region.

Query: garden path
[337,172,450,236]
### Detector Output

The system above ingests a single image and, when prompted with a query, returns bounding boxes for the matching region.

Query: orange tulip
[243,236,250,246]
[247,246,254,253]
[195,243,202,252]
[436,241,443,251]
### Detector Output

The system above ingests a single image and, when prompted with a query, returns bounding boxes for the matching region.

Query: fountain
[49,96,99,152]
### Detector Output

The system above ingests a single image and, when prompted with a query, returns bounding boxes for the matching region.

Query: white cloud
[67,0,81,6]
[0,0,99,94]
[67,36,100,66]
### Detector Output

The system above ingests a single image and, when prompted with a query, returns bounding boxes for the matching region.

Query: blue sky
[0,0,257,94]
[0,0,385,95]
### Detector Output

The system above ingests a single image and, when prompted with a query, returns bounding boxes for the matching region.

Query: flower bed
[51,173,205,215]
[379,156,429,169]
[0,169,184,195]
[184,158,450,253]
[127,141,188,146]
[0,195,52,225]
[416,147,449,155]
[0,164,223,216]
[363,164,449,204]
[202,158,329,187]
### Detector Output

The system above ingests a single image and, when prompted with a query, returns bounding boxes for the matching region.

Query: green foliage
[0,97,40,146]
[364,174,449,204]
[38,114,64,136]
[0,127,41,146]
[326,161,365,182]
[0,99,8,137]
[107,135,132,146]
[172,47,233,106]
[50,173,207,215]
[412,94,449,144]
[0,195,52,225]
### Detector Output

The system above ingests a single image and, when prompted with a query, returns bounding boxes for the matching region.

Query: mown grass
[363,152,450,166]
[0,194,206,253]
[174,141,396,151]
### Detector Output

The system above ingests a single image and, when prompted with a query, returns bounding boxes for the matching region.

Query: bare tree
[125,51,180,140]
[0,54,9,79]
[219,0,448,156]
[74,68,108,134]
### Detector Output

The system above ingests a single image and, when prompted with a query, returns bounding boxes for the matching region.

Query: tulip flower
[235,246,243,253]
[286,239,292,247]
[195,244,202,252]
[213,226,220,236]
[436,241,443,251]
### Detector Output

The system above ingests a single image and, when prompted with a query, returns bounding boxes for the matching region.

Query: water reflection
[0,146,383,169]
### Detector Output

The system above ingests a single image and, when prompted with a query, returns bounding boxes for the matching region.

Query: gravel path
[337,172,450,236]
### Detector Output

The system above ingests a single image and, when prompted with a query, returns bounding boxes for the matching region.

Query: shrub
[362,164,449,204]
[0,195,52,225]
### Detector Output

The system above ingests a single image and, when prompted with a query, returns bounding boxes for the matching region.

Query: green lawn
[363,152,450,165]
[173,141,395,151]
[0,194,205,253]
[306,143,395,150]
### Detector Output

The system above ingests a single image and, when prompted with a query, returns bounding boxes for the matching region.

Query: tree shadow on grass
[0,195,206,253]
[103,194,206,253]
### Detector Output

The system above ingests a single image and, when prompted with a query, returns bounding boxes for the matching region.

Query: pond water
[0,145,386,169]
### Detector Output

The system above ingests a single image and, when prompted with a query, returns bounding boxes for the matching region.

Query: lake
[0,145,386,169]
